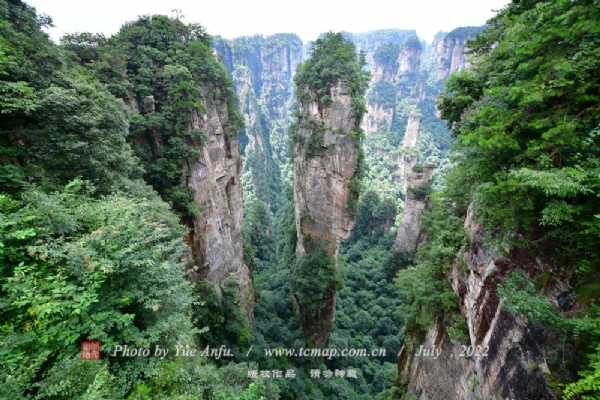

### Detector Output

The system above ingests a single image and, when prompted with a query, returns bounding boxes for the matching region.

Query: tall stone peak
[430,26,483,80]
[291,33,369,346]
[398,37,422,73]
[393,164,434,254]
[292,79,363,347]
[293,79,361,258]
[181,86,253,324]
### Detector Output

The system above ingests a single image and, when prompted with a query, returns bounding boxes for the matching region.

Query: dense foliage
[0,1,140,193]
[294,32,370,114]
[372,43,401,72]
[0,2,263,398]
[64,15,244,217]
[5,0,598,397]
[396,0,600,398]
[247,188,406,399]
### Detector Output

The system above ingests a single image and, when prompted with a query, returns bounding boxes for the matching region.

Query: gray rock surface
[184,85,253,324]
[399,46,422,73]
[400,204,577,400]
[393,164,434,253]
[432,34,473,81]
[293,80,360,258]
[292,79,361,346]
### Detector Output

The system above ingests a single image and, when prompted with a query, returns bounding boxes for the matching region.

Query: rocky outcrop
[293,79,362,346]
[397,114,421,191]
[293,80,360,258]
[399,204,578,399]
[430,27,483,81]
[436,36,468,80]
[393,164,434,253]
[398,45,421,73]
[127,82,253,324]
[183,86,253,324]
[403,115,420,147]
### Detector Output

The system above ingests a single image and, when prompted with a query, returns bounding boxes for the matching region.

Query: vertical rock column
[292,80,362,346]
[185,86,253,325]
[393,164,434,254]
[395,40,424,192]
[291,34,368,347]
[293,80,361,259]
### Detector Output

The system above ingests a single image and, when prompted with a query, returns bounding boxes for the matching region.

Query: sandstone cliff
[398,204,578,399]
[393,164,434,253]
[398,45,422,74]
[397,114,422,191]
[363,49,397,135]
[183,87,253,323]
[292,79,363,346]
[293,80,360,258]
[129,85,253,324]
[430,27,483,81]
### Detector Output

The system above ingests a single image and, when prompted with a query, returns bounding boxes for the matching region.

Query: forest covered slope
[1,0,600,399]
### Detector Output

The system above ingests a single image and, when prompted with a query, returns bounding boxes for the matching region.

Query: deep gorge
[1,0,599,399]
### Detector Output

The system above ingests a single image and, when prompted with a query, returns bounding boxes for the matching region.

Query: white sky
[28,0,509,45]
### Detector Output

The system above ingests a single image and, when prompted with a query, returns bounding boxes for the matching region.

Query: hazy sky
[28,0,509,44]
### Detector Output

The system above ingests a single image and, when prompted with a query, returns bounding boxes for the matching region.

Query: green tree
[433,0,600,396]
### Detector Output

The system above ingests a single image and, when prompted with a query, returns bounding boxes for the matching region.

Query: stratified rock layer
[399,204,578,399]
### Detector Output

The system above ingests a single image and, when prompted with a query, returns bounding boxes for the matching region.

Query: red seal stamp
[81,341,101,360]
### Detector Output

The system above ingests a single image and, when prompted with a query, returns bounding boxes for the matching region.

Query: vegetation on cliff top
[295,32,369,114]
[64,15,244,217]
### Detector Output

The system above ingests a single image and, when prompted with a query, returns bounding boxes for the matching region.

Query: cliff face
[128,83,253,324]
[261,36,303,121]
[399,204,577,399]
[436,36,468,80]
[363,53,396,135]
[430,27,483,81]
[398,46,422,73]
[182,87,253,323]
[293,80,362,346]
[393,164,434,253]
[396,114,421,190]
[293,80,360,258]
[363,41,422,136]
